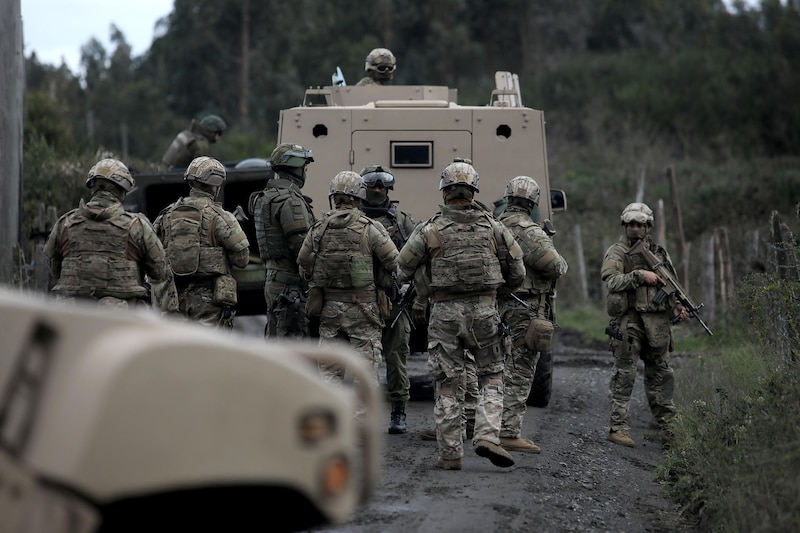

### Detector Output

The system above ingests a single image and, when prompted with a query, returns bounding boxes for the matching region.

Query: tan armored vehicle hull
[278,73,563,223]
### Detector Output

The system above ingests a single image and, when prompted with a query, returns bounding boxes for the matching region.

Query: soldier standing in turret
[356,48,396,86]
[154,157,250,328]
[397,159,525,471]
[251,143,316,338]
[359,165,418,434]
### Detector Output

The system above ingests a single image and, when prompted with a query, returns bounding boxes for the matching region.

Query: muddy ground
[304,328,697,533]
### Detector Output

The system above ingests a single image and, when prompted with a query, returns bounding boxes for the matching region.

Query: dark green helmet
[270,143,314,169]
[200,114,227,135]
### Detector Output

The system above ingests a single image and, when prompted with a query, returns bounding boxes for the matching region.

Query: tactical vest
[429,213,504,293]
[617,241,671,314]
[162,130,194,167]
[311,213,375,290]
[54,212,146,299]
[160,197,229,278]
[362,202,412,250]
[501,211,555,294]
[251,182,314,261]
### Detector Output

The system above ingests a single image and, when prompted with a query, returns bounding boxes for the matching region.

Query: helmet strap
[278,167,306,188]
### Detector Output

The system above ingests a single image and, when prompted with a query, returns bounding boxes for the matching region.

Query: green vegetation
[659,271,800,531]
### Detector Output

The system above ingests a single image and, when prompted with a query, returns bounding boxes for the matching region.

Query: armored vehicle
[0,288,381,532]
[278,71,565,221]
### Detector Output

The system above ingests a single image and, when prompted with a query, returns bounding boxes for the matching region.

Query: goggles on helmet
[361,171,395,189]
[376,64,395,73]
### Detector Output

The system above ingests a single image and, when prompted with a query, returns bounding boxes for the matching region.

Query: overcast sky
[21,0,174,73]
[20,0,761,75]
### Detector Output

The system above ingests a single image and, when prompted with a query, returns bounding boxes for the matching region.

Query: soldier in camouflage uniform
[250,143,316,339]
[154,157,250,328]
[358,165,417,434]
[398,160,525,471]
[601,202,689,447]
[356,48,396,86]
[45,159,174,311]
[497,176,568,454]
[162,114,227,168]
[297,171,399,384]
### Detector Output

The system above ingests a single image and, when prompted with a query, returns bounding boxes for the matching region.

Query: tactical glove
[412,296,428,327]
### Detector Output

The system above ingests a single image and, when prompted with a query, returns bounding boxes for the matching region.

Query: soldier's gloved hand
[412,296,428,327]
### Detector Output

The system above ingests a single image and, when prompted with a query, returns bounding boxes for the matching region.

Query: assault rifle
[389,277,416,329]
[628,239,713,336]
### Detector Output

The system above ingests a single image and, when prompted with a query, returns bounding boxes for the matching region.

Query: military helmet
[365,48,396,73]
[270,143,314,169]
[360,164,395,190]
[184,156,227,187]
[505,176,541,205]
[439,159,479,192]
[329,171,367,200]
[200,114,227,135]
[86,158,134,192]
[620,202,654,226]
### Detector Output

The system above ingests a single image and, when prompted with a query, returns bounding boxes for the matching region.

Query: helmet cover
[620,202,654,226]
[504,176,541,205]
[329,171,367,200]
[439,160,479,192]
[86,158,134,192]
[184,156,227,187]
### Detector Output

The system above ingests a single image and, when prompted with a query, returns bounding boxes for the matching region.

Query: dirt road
[308,341,694,533]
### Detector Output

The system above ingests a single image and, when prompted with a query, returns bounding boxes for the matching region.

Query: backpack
[166,204,204,276]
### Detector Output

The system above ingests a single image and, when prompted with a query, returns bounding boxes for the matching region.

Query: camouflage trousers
[427,296,504,461]
[318,300,383,386]
[498,296,541,438]
[263,270,308,339]
[177,284,234,329]
[383,304,411,404]
[609,317,676,432]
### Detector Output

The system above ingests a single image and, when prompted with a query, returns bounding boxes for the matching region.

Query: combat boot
[388,402,407,434]
[500,437,541,454]
[608,429,635,447]
[474,439,515,468]
[420,428,437,441]
[435,456,462,470]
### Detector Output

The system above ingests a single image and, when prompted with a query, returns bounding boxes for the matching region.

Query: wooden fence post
[715,227,734,310]
[700,232,716,323]
[574,224,589,303]
[666,166,689,290]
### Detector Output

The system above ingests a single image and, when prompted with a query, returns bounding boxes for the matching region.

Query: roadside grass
[557,303,609,347]
[658,274,800,531]
[557,302,716,353]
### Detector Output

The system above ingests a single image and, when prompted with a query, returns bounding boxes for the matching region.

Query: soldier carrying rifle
[601,202,691,448]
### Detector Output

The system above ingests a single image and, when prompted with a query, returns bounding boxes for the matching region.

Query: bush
[659,273,800,531]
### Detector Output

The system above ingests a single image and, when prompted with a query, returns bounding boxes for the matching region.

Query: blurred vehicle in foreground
[0,288,381,532]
